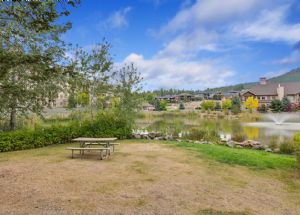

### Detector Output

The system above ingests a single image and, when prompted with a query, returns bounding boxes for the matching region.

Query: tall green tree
[0,0,79,130]
[113,64,143,124]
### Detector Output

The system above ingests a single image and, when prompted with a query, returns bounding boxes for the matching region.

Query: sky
[62,0,300,90]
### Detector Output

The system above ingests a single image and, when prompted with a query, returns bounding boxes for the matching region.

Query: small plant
[270,99,283,112]
[269,136,279,151]
[257,104,268,113]
[201,100,215,111]
[279,138,295,154]
[231,133,246,142]
[294,132,300,171]
[179,102,185,110]
[222,99,232,111]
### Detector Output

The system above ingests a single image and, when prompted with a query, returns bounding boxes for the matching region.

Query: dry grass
[0,140,300,215]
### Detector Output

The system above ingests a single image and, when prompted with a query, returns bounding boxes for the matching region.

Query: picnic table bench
[72,137,119,152]
[66,147,110,160]
[66,137,119,160]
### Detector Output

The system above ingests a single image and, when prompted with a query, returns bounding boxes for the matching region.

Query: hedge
[0,112,132,152]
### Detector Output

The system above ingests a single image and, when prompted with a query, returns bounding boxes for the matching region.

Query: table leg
[71,150,74,158]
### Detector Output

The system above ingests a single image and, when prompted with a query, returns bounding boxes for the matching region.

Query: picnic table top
[72,137,117,142]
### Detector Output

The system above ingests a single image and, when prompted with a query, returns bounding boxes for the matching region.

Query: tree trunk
[10,106,17,131]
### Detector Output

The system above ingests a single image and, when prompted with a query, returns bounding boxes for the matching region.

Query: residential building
[241,77,300,106]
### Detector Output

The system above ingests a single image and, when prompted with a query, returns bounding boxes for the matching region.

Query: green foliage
[0,111,132,152]
[179,102,185,110]
[270,99,283,112]
[222,99,232,110]
[76,92,89,107]
[279,140,295,155]
[293,132,300,170]
[282,96,291,112]
[201,100,215,110]
[214,102,221,111]
[159,100,167,111]
[231,96,241,114]
[257,104,268,113]
[169,142,296,170]
[68,93,77,108]
[0,1,78,130]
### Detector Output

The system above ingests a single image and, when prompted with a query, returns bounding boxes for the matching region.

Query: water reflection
[136,112,300,146]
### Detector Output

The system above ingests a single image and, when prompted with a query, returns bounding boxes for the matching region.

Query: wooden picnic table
[72,137,118,152]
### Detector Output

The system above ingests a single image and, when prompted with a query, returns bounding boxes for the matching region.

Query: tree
[76,92,89,107]
[231,96,241,114]
[113,64,143,123]
[201,100,215,110]
[0,0,79,130]
[270,99,283,112]
[222,99,232,110]
[159,100,167,111]
[179,102,185,110]
[282,96,291,112]
[214,102,221,111]
[243,96,259,113]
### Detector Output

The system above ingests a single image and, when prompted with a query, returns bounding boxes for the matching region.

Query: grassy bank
[164,141,296,170]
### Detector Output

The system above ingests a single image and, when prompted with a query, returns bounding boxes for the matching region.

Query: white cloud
[233,5,300,43]
[105,7,132,29]
[157,29,219,58]
[271,51,300,65]
[159,0,265,35]
[122,53,234,90]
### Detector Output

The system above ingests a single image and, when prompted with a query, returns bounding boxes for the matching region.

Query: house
[142,104,155,111]
[241,77,300,106]
[155,95,178,103]
[223,91,239,99]
[178,93,194,101]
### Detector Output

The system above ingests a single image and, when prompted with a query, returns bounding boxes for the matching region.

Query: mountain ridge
[206,68,300,92]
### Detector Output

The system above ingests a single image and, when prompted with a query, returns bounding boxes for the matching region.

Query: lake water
[136,112,300,146]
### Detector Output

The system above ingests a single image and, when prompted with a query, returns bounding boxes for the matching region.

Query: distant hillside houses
[241,77,300,106]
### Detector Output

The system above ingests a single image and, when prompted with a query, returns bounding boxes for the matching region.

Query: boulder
[265,148,273,153]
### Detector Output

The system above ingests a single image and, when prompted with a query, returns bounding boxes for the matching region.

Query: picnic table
[72,137,118,152]
[66,137,119,160]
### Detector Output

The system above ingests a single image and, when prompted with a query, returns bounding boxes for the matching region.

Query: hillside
[268,68,300,83]
[207,68,300,92]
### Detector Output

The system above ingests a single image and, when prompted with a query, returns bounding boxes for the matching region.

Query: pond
[136,112,300,146]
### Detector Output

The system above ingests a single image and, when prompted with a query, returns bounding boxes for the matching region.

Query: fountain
[244,113,300,136]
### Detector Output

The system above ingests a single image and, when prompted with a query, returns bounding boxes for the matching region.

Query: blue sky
[62,0,300,90]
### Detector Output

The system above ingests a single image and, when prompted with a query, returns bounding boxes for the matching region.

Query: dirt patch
[0,142,299,215]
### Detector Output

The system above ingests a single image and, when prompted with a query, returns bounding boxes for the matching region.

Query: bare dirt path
[0,141,299,215]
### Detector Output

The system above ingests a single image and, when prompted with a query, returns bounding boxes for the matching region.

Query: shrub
[294,132,300,170]
[279,139,295,154]
[231,133,246,142]
[270,99,283,112]
[201,100,215,111]
[214,102,221,111]
[0,111,132,152]
[231,96,241,114]
[179,102,185,110]
[222,99,232,110]
[257,104,268,113]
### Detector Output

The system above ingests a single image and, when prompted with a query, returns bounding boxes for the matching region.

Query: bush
[270,99,283,112]
[0,111,132,152]
[294,132,300,170]
[201,100,215,111]
[231,133,246,142]
[179,102,185,110]
[279,139,295,154]
[257,104,268,113]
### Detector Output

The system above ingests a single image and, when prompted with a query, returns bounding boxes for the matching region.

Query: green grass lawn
[165,141,297,170]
